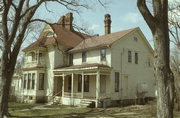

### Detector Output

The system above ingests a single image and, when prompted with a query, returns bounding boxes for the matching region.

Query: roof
[69,27,137,52]
[54,63,110,71]
[23,25,90,51]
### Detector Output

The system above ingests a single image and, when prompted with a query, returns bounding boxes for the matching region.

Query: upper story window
[100,48,106,61]
[27,52,36,62]
[128,51,132,63]
[39,53,43,61]
[82,51,87,62]
[135,52,138,64]
[69,54,73,65]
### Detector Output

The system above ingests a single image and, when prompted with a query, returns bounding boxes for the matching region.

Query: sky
[34,0,154,47]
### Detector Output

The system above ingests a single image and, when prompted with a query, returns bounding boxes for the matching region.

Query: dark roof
[23,25,90,51]
[69,27,137,52]
[54,63,110,70]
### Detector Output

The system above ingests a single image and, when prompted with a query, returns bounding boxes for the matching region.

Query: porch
[53,64,111,107]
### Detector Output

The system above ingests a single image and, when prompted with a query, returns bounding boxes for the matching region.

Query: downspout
[120,48,125,99]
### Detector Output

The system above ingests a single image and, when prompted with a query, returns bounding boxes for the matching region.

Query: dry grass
[8,101,180,118]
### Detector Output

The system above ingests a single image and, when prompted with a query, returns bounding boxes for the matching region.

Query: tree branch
[137,0,156,32]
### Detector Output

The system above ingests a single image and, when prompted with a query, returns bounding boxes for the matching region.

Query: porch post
[71,73,74,98]
[81,72,84,98]
[62,74,65,97]
[96,70,100,108]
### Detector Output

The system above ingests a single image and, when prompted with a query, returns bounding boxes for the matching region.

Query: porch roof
[54,63,110,72]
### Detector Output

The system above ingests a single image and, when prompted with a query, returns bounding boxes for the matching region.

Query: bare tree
[168,0,180,111]
[171,48,180,110]
[137,0,175,118]
[169,0,180,49]
[0,0,106,117]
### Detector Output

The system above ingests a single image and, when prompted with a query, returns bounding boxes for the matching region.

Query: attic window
[133,37,138,42]
[46,31,53,37]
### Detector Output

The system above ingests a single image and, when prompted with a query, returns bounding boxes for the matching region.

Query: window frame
[82,51,87,62]
[27,73,31,89]
[78,75,82,92]
[115,72,119,92]
[100,48,106,61]
[31,73,35,89]
[135,52,138,64]
[68,76,71,91]
[128,51,132,63]
[84,75,89,92]
[39,73,44,90]
[69,54,73,65]
[23,74,27,89]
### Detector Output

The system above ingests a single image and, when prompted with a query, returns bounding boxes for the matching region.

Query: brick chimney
[58,15,65,27]
[104,14,111,35]
[65,12,73,31]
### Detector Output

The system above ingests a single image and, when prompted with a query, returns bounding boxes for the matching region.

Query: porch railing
[64,92,82,98]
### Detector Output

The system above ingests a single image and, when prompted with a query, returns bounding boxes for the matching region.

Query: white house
[15,13,155,107]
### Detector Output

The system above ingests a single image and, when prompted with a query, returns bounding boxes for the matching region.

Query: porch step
[80,99,95,108]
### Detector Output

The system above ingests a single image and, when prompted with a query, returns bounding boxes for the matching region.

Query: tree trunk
[154,26,174,118]
[0,70,14,118]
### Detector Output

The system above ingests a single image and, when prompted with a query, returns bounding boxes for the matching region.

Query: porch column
[71,73,74,98]
[81,73,84,98]
[62,74,65,97]
[96,70,100,108]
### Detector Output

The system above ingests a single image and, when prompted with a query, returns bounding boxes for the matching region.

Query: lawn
[8,102,180,118]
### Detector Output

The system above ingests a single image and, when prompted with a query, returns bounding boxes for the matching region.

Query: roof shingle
[69,27,137,52]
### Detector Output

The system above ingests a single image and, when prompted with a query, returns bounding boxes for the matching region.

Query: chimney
[65,12,73,30]
[58,15,65,27]
[104,14,111,35]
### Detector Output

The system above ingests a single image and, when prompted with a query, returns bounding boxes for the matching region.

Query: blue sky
[35,0,154,46]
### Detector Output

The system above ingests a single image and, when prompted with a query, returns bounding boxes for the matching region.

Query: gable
[111,28,153,56]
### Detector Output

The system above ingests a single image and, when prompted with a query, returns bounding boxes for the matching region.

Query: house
[15,13,155,107]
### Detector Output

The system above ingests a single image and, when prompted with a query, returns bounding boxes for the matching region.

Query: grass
[10,108,92,117]
[8,102,43,111]
[8,102,180,118]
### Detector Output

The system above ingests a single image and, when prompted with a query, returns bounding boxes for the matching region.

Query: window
[69,54,73,65]
[32,73,35,89]
[68,76,71,91]
[27,73,31,89]
[84,75,89,92]
[115,72,119,92]
[39,53,43,61]
[23,74,27,89]
[128,51,132,63]
[39,73,44,90]
[31,52,36,61]
[100,48,106,61]
[135,52,138,64]
[82,51,87,62]
[78,75,82,92]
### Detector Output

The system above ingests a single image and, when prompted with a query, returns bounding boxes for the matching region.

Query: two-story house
[16,13,155,107]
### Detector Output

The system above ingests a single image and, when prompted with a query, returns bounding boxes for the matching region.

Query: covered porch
[53,64,111,107]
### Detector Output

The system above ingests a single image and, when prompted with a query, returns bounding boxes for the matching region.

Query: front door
[54,77,62,96]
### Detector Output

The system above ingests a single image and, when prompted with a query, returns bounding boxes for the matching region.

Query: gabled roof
[69,27,137,52]
[23,25,90,51]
